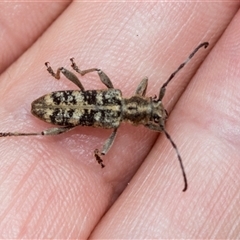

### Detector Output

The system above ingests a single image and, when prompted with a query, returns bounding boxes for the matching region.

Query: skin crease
[0,2,240,239]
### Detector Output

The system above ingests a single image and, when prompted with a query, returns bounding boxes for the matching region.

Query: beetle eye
[153,114,160,123]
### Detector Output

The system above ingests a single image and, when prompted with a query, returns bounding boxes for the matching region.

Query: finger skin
[0,2,239,239]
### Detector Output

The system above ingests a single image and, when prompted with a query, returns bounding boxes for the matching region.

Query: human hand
[0,2,240,238]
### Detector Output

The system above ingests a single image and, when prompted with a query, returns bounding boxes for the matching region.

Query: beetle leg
[135,77,148,96]
[45,62,85,91]
[70,58,114,89]
[94,128,118,168]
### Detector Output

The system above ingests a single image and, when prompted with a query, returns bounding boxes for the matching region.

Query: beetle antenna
[163,129,187,192]
[158,42,209,101]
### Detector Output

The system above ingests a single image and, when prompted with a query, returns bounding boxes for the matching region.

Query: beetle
[0,42,209,191]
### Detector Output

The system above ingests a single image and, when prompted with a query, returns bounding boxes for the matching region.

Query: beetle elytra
[0,42,209,191]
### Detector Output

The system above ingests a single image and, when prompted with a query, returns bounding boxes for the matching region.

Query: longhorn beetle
[0,42,209,191]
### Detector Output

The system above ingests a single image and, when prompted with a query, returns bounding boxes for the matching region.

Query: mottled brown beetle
[0,42,209,191]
